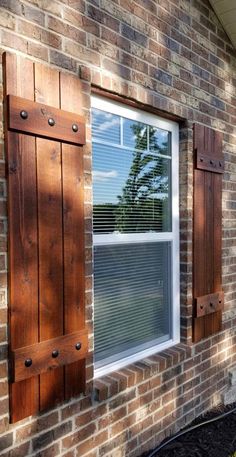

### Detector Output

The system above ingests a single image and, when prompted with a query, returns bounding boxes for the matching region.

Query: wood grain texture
[35,62,65,411]
[36,137,64,410]
[193,124,223,342]
[11,329,88,382]
[7,95,85,145]
[34,62,65,410]
[3,52,40,422]
[193,169,206,298]
[4,53,87,421]
[195,291,224,317]
[60,72,86,398]
[213,173,222,291]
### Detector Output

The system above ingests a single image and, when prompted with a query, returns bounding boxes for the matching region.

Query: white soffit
[209,0,236,48]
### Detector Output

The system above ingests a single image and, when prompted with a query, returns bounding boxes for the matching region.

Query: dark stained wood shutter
[3,52,88,422]
[193,124,224,342]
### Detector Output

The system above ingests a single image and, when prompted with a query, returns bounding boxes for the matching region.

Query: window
[92,96,180,378]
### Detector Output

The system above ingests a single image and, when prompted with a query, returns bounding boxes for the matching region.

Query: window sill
[93,342,192,403]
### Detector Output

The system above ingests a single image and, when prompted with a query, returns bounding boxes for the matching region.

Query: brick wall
[0,0,236,455]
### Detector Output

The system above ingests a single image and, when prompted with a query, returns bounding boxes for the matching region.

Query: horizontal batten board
[7,95,86,145]
[11,330,88,382]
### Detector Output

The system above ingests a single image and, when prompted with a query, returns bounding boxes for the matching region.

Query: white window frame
[92,95,180,379]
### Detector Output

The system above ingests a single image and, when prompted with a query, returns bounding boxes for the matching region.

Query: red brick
[0,326,6,343]
[62,422,96,449]
[110,413,136,437]
[75,430,108,455]
[48,16,86,44]
[99,405,127,429]
[2,31,28,53]
[75,404,107,427]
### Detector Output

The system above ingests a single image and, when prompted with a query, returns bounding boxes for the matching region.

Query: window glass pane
[93,143,171,233]
[123,119,147,150]
[94,242,172,364]
[92,108,120,144]
[149,127,171,156]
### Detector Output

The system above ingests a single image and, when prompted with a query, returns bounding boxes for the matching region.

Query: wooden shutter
[193,124,224,342]
[3,52,88,422]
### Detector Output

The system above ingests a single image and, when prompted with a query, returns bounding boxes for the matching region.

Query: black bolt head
[72,123,78,132]
[75,342,81,351]
[52,349,59,358]
[25,358,32,367]
[20,110,28,120]
[48,118,55,126]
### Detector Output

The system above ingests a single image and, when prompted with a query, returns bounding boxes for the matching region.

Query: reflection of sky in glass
[92,108,120,144]
[93,144,169,204]
[149,127,170,156]
[92,108,170,156]
[92,108,172,233]
[93,144,132,205]
[123,120,147,150]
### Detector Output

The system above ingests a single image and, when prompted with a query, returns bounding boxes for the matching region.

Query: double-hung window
[92,96,180,377]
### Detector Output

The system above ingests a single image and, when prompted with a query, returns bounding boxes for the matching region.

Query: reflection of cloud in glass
[149,127,170,155]
[93,170,118,182]
[158,130,168,145]
[123,120,147,150]
[149,193,168,199]
[130,126,146,141]
[95,115,120,133]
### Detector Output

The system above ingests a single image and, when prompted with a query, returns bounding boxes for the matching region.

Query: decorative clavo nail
[25,358,32,367]
[72,124,78,132]
[20,110,28,120]
[48,118,55,126]
[52,349,59,358]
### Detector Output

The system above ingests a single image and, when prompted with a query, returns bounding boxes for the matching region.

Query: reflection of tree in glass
[115,124,169,233]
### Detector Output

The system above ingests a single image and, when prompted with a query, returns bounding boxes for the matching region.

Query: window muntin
[92,96,180,377]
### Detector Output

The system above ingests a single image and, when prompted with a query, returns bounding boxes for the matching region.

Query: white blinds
[93,108,172,235]
[94,242,171,364]
[92,100,175,372]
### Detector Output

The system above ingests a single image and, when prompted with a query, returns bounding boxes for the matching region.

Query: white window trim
[92,95,180,379]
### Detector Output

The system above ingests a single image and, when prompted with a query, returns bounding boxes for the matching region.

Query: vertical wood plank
[34,63,64,410]
[3,53,39,422]
[193,169,206,297]
[213,173,222,291]
[60,73,86,398]
[205,172,214,294]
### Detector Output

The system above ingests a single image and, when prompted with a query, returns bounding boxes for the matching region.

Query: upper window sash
[91,95,179,240]
[92,96,178,135]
